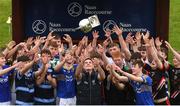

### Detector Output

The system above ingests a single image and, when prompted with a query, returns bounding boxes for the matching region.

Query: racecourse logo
[32,20,47,34]
[103,20,117,33]
[67,2,82,17]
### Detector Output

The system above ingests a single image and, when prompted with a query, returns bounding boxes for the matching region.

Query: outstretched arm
[0,62,20,76]
[75,60,83,80]
[114,65,144,83]
[93,58,105,81]
[143,32,163,69]
[54,58,66,72]
[165,41,180,61]
[92,30,99,48]
[113,25,131,60]
[63,34,73,49]
[47,74,57,88]
[108,64,129,82]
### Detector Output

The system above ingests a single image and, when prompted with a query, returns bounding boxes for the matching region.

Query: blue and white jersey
[56,64,78,98]
[0,65,13,102]
[129,75,154,105]
[34,61,55,105]
[15,68,35,105]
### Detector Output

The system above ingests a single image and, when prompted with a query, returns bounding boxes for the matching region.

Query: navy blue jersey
[129,75,154,105]
[0,65,14,102]
[55,64,78,98]
[15,69,35,105]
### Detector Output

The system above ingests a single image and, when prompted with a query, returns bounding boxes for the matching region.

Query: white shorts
[0,101,11,105]
[59,96,76,105]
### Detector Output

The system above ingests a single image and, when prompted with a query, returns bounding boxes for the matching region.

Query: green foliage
[0,0,12,48]
[169,0,180,63]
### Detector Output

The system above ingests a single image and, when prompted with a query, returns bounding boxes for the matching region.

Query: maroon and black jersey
[144,64,169,101]
[167,64,180,104]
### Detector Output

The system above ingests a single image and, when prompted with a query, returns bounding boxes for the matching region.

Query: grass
[0,0,179,62]
[0,0,12,48]
[169,0,180,63]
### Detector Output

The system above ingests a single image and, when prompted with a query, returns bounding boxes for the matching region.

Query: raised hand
[106,64,113,71]
[113,25,123,36]
[164,41,171,49]
[143,31,150,44]
[104,28,112,38]
[47,31,55,41]
[155,37,162,47]
[6,40,16,50]
[135,32,141,41]
[97,44,105,55]
[93,58,100,67]
[34,36,41,45]
[92,30,99,39]
[26,37,34,46]
[63,34,72,44]
[103,38,110,48]
[125,33,135,45]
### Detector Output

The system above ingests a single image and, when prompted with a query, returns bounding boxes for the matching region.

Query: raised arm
[97,44,109,67]
[92,30,99,48]
[75,60,83,80]
[31,36,46,54]
[42,31,55,49]
[93,58,105,81]
[6,42,25,59]
[0,62,20,76]
[165,41,180,61]
[36,64,48,85]
[2,41,16,58]
[47,74,57,88]
[143,32,163,69]
[54,57,66,72]
[104,28,113,43]
[35,55,49,83]
[75,36,87,57]
[19,60,35,75]
[113,25,131,60]
[114,65,144,83]
[63,34,73,49]
[108,64,128,82]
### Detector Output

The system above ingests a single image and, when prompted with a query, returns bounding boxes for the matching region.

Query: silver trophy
[75,15,100,33]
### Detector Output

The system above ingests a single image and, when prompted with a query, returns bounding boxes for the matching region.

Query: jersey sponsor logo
[65,75,74,82]
[0,76,8,83]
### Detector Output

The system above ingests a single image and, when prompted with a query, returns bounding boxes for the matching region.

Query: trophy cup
[75,15,100,33]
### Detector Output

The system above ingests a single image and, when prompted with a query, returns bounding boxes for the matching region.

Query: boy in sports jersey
[143,33,170,105]
[0,53,21,105]
[164,41,180,104]
[15,55,46,105]
[54,50,77,105]
[34,49,57,105]
[111,59,154,105]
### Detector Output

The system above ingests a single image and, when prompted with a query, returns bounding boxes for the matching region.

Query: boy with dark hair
[15,55,46,105]
[164,41,180,105]
[34,49,57,105]
[75,57,105,105]
[111,59,154,105]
